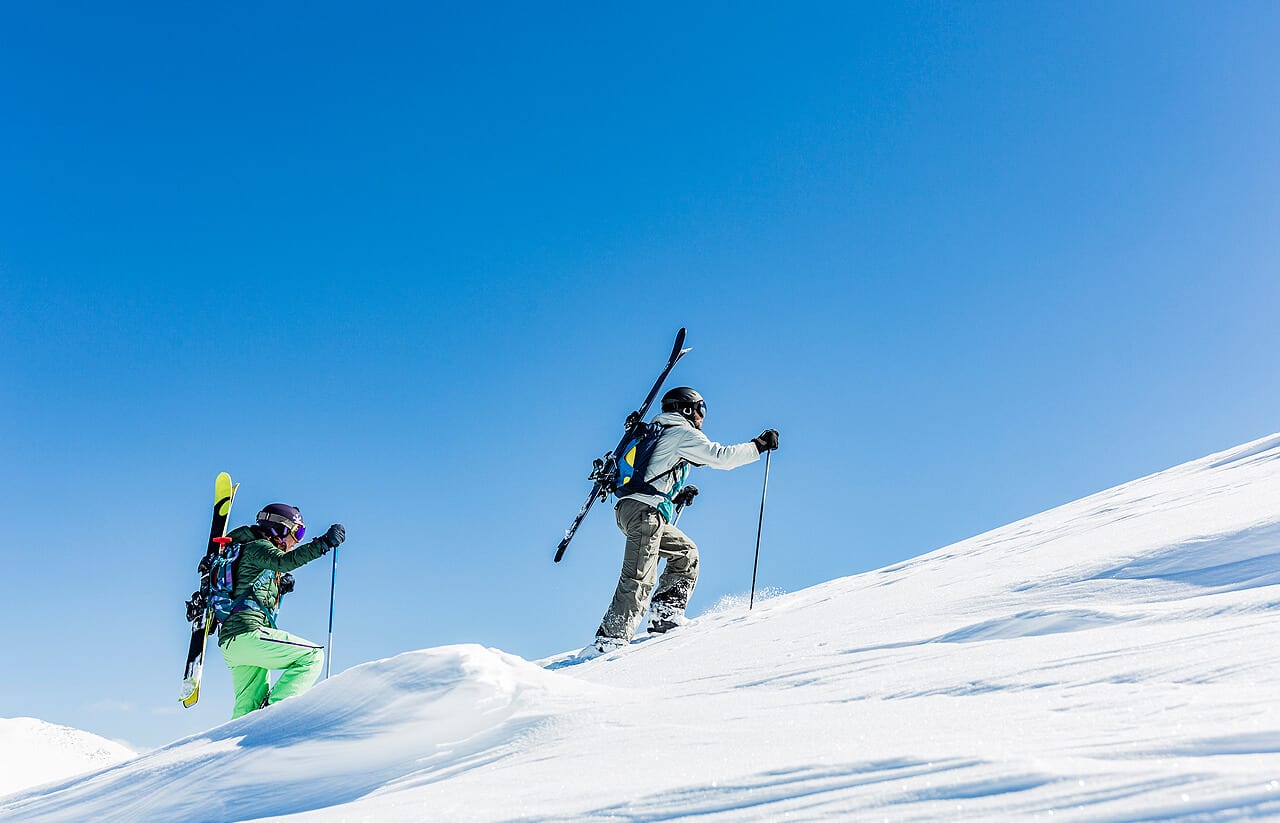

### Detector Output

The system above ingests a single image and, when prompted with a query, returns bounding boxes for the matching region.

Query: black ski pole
[326,545,338,679]
[749,450,772,610]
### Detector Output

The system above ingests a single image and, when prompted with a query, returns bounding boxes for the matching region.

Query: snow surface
[0,717,133,798]
[7,434,1280,821]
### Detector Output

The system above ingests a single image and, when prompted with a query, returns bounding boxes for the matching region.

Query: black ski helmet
[661,387,706,419]
[256,503,305,538]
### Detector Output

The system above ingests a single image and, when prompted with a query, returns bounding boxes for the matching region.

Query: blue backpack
[614,422,683,499]
[208,543,276,626]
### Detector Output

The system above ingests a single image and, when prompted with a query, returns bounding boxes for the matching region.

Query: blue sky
[2,2,1278,750]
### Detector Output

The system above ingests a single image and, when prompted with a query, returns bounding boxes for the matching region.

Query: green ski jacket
[216,525,332,646]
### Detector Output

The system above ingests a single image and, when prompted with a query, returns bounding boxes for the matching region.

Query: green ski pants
[219,627,324,719]
[597,498,699,642]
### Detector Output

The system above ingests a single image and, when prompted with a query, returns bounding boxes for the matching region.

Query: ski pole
[326,545,338,679]
[672,503,685,526]
[749,450,772,610]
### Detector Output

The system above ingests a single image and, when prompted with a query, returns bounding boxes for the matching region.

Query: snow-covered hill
[0,717,134,799]
[7,434,1280,821]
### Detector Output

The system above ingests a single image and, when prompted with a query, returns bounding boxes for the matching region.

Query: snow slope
[0,718,134,798]
[7,434,1280,821]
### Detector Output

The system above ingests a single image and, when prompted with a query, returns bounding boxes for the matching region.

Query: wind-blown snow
[0,718,133,798]
[7,435,1280,821]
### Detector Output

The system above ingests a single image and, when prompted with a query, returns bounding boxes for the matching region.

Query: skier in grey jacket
[595,386,779,652]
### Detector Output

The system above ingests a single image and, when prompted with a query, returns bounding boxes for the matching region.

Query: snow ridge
[2,646,601,821]
[7,434,1280,820]
[0,717,134,799]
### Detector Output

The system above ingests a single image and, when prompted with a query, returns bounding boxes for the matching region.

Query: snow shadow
[1207,435,1280,470]
[934,608,1134,643]
[1087,521,1280,592]
[1106,731,1280,759]
[844,608,1137,656]
[526,758,1014,821]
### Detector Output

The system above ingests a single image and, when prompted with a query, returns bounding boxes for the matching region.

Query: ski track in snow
[7,434,1280,820]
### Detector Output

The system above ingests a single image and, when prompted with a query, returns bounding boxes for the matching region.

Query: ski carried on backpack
[180,471,239,708]
[554,328,691,563]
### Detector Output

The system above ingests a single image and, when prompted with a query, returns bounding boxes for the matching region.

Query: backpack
[613,422,683,499]
[207,543,276,626]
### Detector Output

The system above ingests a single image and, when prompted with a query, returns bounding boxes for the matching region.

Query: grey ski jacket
[619,411,761,515]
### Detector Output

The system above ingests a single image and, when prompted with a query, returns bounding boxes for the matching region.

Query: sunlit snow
[7,435,1280,820]
[0,718,133,799]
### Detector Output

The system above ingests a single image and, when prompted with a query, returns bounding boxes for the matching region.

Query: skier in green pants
[217,503,346,718]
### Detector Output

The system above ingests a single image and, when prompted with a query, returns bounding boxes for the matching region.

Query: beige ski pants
[596,498,699,642]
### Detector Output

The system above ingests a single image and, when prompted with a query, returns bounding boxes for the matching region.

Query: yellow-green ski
[181,472,239,708]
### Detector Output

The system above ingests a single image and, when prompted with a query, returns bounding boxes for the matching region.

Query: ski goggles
[259,512,306,540]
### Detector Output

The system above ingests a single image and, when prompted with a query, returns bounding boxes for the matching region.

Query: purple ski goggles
[259,511,306,540]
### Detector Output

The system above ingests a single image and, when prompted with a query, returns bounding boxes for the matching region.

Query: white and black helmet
[661,387,706,421]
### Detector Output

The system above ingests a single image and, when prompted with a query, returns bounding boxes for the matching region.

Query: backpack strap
[228,568,279,628]
[639,461,685,498]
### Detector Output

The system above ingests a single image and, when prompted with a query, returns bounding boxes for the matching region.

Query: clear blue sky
[2,2,1278,750]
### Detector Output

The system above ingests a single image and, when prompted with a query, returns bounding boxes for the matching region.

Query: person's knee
[666,548,699,576]
[300,646,324,672]
[662,528,697,556]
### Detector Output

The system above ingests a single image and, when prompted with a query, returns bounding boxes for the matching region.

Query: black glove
[320,523,346,550]
[278,573,296,595]
[752,429,779,453]
[672,485,699,507]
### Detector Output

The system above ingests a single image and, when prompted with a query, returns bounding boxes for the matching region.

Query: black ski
[554,328,691,563]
